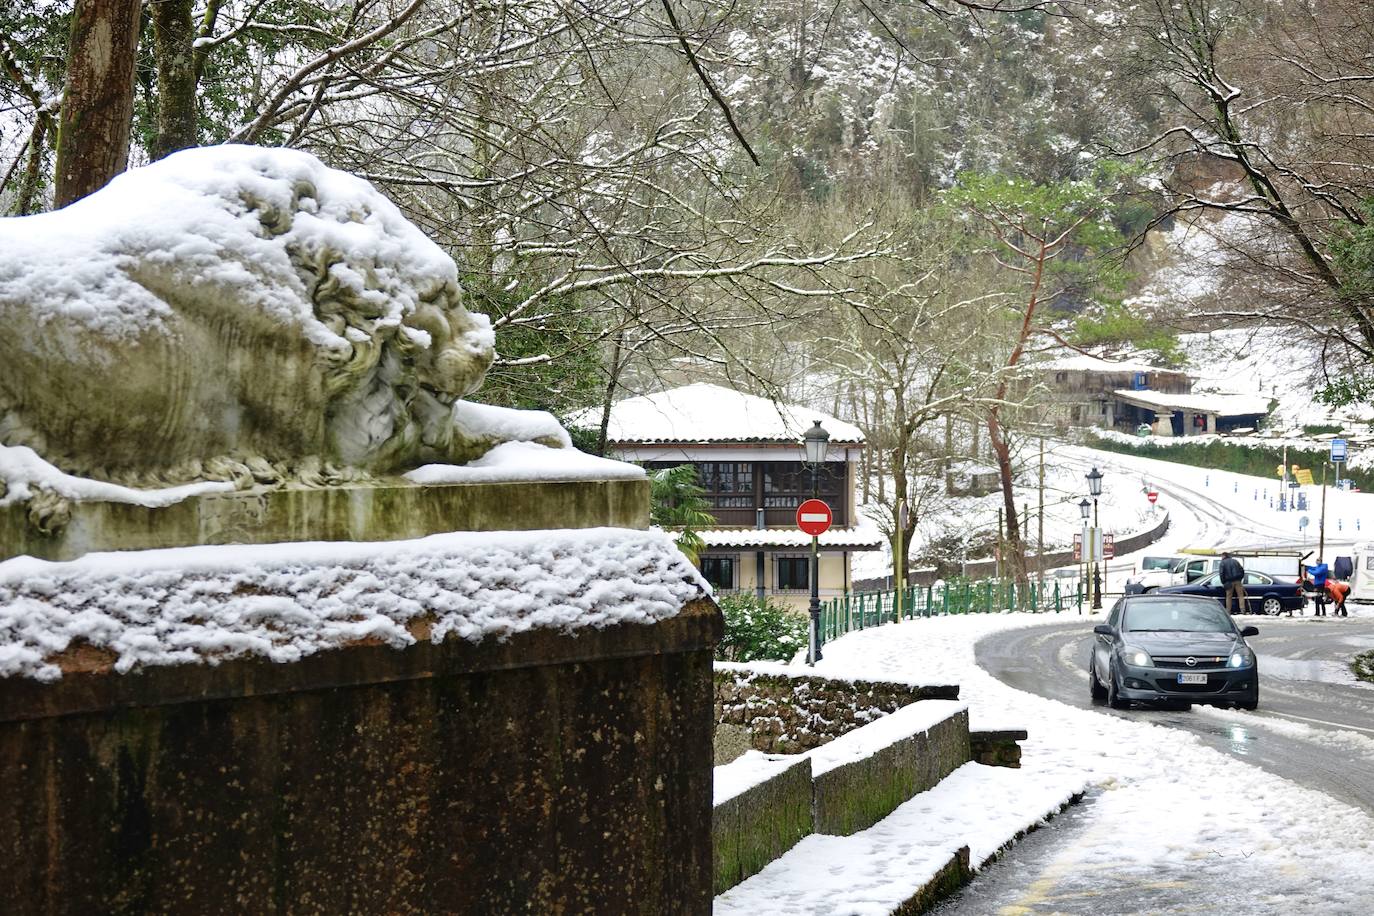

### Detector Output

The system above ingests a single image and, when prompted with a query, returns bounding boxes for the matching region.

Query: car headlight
[1120,646,1153,667]
[1228,649,1255,668]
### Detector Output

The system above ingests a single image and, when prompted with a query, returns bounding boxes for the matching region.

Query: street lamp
[1085,467,1104,609]
[1078,498,1093,612]
[802,420,830,664]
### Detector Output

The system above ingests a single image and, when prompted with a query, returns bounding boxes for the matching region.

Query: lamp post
[803,420,830,665]
[1086,466,1104,609]
[1078,498,1091,609]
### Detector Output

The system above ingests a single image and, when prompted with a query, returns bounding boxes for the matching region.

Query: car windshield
[1141,557,1175,571]
[1194,573,1220,587]
[1124,600,1234,633]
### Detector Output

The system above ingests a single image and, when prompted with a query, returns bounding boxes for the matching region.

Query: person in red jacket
[1326,579,1351,617]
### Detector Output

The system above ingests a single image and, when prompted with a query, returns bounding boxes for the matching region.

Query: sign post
[1332,439,1348,490]
[797,499,832,665]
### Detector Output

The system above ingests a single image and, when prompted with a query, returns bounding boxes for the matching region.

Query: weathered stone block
[812,707,971,836]
[0,476,650,562]
[714,724,754,766]
[712,756,813,895]
[0,599,721,915]
[969,729,1028,768]
[891,847,973,916]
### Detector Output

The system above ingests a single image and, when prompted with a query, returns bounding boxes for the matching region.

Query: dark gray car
[1090,595,1259,710]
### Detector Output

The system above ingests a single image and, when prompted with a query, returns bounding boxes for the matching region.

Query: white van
[1125,551,1305,593]
[1125,556,1218,592]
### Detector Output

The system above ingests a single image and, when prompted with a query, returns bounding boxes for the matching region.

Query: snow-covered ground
[856,439,1374,587]
[854,446,1163,582]
[719,439,1374,914]
[1180,327,1374,436]
[719,610,1374,914]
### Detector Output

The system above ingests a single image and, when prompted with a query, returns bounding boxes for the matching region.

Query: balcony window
[696,461,754,508]
[763,462,844,509]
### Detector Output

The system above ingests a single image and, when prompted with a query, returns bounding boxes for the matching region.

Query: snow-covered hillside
[1179,327,1374,435]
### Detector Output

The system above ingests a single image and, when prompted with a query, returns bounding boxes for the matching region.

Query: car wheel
[1090,660,1107,705]
[1262,597,1282,616]
[1106,662,1127,709]
[1240,695,1259,711]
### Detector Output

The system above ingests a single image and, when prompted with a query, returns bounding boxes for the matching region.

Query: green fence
[820,577,1085,642]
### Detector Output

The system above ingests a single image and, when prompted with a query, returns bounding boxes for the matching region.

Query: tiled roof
[697,527,885,551]
[1112,389,1272,417]
[570,383,865,446]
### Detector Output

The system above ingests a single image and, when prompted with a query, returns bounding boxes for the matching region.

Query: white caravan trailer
[1349,543,1374,602]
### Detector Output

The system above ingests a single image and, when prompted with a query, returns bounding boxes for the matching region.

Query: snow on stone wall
[0,527,707,682]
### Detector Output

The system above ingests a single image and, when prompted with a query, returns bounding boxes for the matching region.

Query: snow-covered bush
[715,595,808,663]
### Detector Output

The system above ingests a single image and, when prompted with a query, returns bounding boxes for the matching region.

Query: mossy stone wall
[714,668,959,754]
[711,756,813,895]
[0,599,720,915]
[812,708,971,836]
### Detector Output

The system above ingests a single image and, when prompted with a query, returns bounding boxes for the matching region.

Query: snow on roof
[0,527,706,682]
[698,526,885,550]
[1113,389,1272,417]
[1040,354,1177,375]
[573,383,865,445]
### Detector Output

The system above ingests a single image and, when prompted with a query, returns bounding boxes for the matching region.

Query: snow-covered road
[800,448,1374,913]
[1045,444,1367,600]
[812,614,1374,915]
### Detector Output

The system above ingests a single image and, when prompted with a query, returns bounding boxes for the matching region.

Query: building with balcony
[580,383,883,608]
[1035,354,1271,436]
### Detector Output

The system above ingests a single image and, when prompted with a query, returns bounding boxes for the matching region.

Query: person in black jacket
[1220,552,1246,615]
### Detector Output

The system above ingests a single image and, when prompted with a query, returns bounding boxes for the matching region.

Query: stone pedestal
[0,477,649,562]
[0,599,720,915]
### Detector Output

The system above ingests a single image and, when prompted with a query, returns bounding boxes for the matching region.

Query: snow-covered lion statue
[0,146,564,494]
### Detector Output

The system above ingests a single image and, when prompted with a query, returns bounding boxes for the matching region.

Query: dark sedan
[1090,595,1259,710]
[1153,570,1305,616]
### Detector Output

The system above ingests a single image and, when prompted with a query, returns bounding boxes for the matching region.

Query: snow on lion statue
[0,145,568,498]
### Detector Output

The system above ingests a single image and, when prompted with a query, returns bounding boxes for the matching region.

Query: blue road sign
[1332,439,1348,463]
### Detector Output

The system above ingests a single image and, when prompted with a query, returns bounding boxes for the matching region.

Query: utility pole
[1320,462,1328,562]
[893,499,907,625]
[1037,438,1045,589]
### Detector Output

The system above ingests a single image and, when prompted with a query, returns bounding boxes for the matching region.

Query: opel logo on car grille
[1186,657,1198,667]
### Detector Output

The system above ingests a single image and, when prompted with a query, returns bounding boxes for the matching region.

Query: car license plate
[1177,673,1207,685]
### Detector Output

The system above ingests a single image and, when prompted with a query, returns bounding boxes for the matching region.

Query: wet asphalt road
[928,616,1374,915]
[975,616,1374,815]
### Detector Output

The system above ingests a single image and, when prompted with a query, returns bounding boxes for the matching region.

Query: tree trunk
[985,412,1028,587]
[595,332,626,457]
[151,0,198,160]
[54,0,142,207]
[17,117,49,215]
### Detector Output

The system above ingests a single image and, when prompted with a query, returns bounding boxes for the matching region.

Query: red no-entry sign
[1147,491,1159,504]
[796,499,833,536]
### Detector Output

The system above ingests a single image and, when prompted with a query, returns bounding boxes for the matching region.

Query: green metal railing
[820,577,1085,642]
